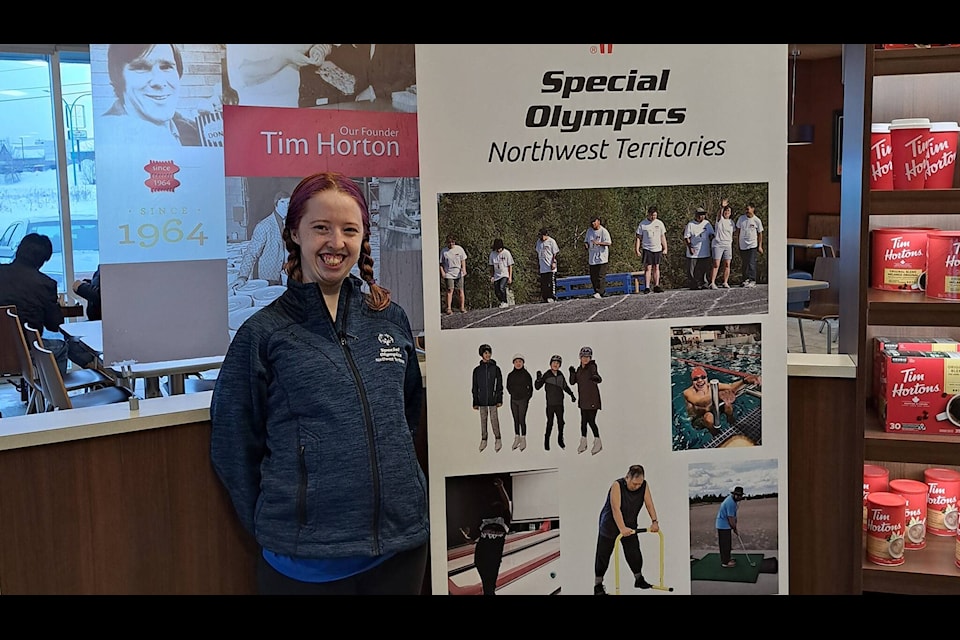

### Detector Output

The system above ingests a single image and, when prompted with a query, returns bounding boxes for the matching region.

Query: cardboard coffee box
[878,350,960,435]
[873,338,960,409]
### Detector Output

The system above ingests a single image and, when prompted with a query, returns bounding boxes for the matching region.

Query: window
[0,46,94,292]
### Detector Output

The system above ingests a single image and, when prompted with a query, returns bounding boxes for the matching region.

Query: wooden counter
[0,354,852,594]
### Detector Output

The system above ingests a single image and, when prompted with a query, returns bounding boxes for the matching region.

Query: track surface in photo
[441,284,767,329]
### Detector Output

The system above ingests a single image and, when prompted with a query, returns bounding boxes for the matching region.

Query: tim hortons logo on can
[872,137,892,160]
[868,508,901,534]
[143,160,181,193]
[926,148,956,178]
[883,236,923,261]
[929,482,951,505]
[903,135,931,180]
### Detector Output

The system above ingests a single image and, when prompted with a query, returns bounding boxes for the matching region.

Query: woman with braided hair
[211,171,428,595]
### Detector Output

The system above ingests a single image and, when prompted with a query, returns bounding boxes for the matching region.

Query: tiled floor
[787,317,837,355]
[0,319,836,420]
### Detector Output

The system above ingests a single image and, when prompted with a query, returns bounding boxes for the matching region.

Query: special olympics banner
[416,44,789,596]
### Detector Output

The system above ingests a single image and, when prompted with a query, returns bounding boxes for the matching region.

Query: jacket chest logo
[376,333,404,364]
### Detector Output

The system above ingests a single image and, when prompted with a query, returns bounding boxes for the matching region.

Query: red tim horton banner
[223,105,419,177]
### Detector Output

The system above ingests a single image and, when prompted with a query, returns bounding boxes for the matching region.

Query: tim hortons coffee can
[889,118,931,190]
[864,464,890,531]
[924,121,960,189]
[924,467,960,536]
[924,230,960,300]
[956,522,960,569]
[866,491,907,566]
[889,478,929,550]
[870,123,894,190]
[871,227,939,291]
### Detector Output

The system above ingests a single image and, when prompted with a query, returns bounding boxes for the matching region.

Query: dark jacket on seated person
[0,259,64,332]
[75,268,102,321]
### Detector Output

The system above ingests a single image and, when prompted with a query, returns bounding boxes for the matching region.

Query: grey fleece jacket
[210,275,428,559]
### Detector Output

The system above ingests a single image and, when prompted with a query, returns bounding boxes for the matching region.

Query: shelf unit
[847,45,960,595]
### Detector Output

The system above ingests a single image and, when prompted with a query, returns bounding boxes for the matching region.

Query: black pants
[256,543,428,595]
[589,262,608,295]
[511,397,529,436]
[740,247,758,282]
[475,534,506,596]
[493,277,508,304]
[595,533,643,579]
[688,257,711,289]
[718,528,733,564]
[580,409,600,437]
[539,271,556,301]
[545,404,565,446]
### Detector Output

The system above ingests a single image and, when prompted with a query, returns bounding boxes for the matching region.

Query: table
[60,320,224,398]
[59,303,84,319]
[787,238,825,271]
[787,278,829,293]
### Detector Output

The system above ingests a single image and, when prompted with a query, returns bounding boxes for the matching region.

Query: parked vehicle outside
[0,215,99,292]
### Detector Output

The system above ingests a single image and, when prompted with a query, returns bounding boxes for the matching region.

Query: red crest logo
[143,160,181,192]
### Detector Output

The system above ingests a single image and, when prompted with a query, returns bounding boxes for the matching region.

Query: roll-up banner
[91,44,423,367]
[416,44,789,595]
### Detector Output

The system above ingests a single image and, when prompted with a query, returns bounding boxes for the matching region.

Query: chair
[0,305,29,409]
[788,256,840,354]
[15,315,116,408]
[2,308,47,414]
[821,235,840,258]
[30,339,132,411]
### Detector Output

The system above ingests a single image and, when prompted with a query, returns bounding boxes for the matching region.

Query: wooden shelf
[866,289,960,326]
[865,406,960,464]
[874,47,960,76]
[862,534,960,594]
[870,189,960,215]
[853,45,960,595]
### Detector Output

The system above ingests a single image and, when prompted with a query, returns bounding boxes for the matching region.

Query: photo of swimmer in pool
[669,324,762,451]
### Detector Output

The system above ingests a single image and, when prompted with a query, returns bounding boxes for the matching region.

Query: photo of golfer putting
[688,459,780,595]
[670,324,762,451]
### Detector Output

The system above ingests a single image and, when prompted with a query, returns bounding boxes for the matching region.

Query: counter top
[0,353,849,451]
[786,352,857,378]
[0,391,212,451]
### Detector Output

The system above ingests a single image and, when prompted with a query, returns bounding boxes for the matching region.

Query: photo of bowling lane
[445,468,560,595]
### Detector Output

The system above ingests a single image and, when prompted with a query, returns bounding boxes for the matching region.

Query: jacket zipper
[297,444,307,526]
[336,294,381,555]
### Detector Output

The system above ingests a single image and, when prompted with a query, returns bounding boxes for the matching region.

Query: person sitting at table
[73,266,101,321]
[0,233,96,375]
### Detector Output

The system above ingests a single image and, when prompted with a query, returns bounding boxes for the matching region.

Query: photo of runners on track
[436,182,769,330]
